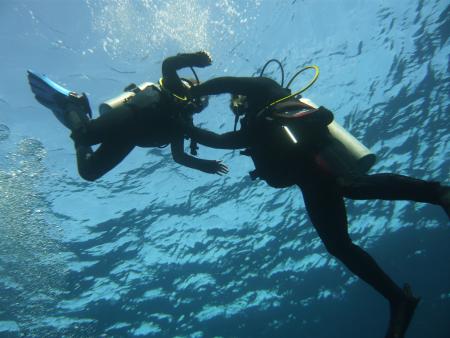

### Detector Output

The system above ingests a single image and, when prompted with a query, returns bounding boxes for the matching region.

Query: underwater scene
[0,0,449,337]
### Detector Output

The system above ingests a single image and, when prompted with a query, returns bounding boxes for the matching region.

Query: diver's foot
[438,185,450,219]
[385,284,420,338]
[65,92,91,131]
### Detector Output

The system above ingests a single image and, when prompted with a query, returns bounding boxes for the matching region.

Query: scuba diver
[185,59,450,338]
[27,52,228,181]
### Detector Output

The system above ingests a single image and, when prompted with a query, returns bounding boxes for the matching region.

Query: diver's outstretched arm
[188,126,248,149]
[190,76,282,97]
[170,135,228,175]
[162,52,212,96]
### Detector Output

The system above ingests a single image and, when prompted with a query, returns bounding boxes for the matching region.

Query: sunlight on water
[86,0,261,59]
[0,124,10,142]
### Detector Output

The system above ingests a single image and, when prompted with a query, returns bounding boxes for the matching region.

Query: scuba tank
[298,98,376,176]
[99,82,161,115]
[253,60,377,178]
[98,66,206,116]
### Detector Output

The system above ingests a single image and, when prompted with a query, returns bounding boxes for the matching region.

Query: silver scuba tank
[99,82,160,115]
[300,98,376,175]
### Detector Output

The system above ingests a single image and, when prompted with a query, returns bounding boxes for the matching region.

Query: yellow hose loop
[268,65,320,108]
[159,78,188,101]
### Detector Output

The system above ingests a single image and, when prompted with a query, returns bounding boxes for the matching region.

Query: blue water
[0,1,449,337]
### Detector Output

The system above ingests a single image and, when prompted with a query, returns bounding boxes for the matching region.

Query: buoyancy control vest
[243,98,376,187]
[241,98,333,187]
[239,60,377,187]
[98,81,200,153]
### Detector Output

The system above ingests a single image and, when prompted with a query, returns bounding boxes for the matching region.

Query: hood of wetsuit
[182,78,209,113]
[230,94,248,117]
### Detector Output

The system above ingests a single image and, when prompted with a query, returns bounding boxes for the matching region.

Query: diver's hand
[206,160,229,175]
[214,161,229,175]
[190,51,212,68]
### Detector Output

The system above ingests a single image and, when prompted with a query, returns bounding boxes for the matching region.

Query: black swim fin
[385,284,420,338]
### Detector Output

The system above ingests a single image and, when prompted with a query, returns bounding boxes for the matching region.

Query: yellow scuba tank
[99,82,161,115]
[299,98,376,175]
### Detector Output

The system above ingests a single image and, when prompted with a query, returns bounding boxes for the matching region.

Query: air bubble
[0,124,10,141]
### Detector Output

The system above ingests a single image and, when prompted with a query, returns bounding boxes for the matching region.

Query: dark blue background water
[0,1,449,337]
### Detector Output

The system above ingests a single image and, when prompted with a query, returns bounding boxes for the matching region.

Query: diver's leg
[69,107,139,181]
[339,173,442,203]
[300,182,419,337]
[71,107,138,146]
[300,182,405,304]
[75,141,134,181]
[339,173,449,218]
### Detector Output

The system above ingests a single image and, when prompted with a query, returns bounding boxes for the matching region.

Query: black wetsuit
[70,53,218,181]
[189,76,442,305]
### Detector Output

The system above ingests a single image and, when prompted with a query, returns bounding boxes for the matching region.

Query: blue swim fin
[27,70,92,129]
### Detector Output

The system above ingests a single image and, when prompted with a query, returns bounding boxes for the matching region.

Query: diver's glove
[204,160,229,175]
[188,51,212,68]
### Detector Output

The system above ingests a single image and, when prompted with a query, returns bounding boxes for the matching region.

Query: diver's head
[181,78,209,114]
[188,95,209,114]
[230,94,248,117]
[229,94,248,131]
